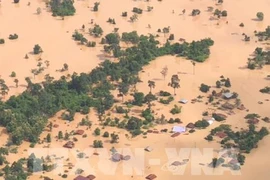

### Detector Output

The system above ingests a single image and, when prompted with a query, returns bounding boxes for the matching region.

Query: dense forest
[0,31,213,145]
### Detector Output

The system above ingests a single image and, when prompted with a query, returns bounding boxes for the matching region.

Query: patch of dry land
[0,0,270,180]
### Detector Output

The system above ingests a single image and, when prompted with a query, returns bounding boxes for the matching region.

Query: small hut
[53,124,59,128]
[86,175,96,180]
[75,130,84,135]
[63,141,74,148]
[145,174,157,180]
[147,130,153,133]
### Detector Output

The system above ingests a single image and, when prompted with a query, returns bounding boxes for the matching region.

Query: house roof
[145,146,153,152]
[171,132,180,137]
[63,141,74,148]
[75,130,84,135]
[86,175,96,180]
[74,175,89,180]
[146,174,157,180]
[112,153,123,161]
[186,123,195,129]
[223,92,233,99]
[172,126,186,133]
[179,99,188,104]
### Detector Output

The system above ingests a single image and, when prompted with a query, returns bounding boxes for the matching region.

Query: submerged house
[63,141,74,148]
[146,174,157,180]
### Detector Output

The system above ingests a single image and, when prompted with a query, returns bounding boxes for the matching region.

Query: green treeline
[0,31,214,145]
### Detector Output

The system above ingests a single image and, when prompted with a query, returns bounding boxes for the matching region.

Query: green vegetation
[159,96,174,104]
[247,47,270,69]
[168,75,180,95]
[89,24,104,37]
[255,26,270,40]
[93,140,103,148]
[50,0,76,16]
[256,12,264,21]
[8,34,18,40]
[0,32,214,145]
[200,83,210,93]
[132,92,145,106]
[170,105,182,114]
[194,120,209,128]
[209,124,269,153]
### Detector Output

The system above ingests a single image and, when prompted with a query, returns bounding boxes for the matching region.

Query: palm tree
[168,75,180,95]
[14,79,19,88]
[191,61,196,75]
[148,80,155,93]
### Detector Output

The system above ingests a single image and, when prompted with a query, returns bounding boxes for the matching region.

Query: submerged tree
[160,66,168,80]
[50,0,76,16]
[168,75,180,95]
[148,80,155,93]
[93,2,100,12]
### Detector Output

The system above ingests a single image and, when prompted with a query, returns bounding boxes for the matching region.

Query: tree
[36,7,42,15]
[216,80,221,88]
[93,140,103,148]
[224,78,231,87]
[110,133,119,143]
[160,66,168,80]
[105,33,120,45]
[168,75,180,95]
[118,83,129,102]
[89,24,103,37]
[130,14,138,22]
[200,83,210,93]
[10,72,16,78]
[94,128,100,136]
[14,79,19,88]
[103,131,109,137]
[256,12,264,21]
[48,122,53,132]
[14,0,20,3]
[148,80,155,93]
[93,2,100,12]
[33,44,42,54]
[64,132,69,140]
[50,0,76,16]
[58,131,63,139]
[46,133,51,143]
[133,92,144,106]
